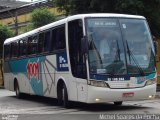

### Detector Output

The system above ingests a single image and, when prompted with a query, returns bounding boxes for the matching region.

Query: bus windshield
[86,18,155,75]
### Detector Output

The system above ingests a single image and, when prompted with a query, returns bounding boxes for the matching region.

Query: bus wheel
[114,101,123,106]
[15,81,22,98]
[58,83,70,108]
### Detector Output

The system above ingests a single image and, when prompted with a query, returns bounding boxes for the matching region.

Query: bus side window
[38,33,45,53]
[11,41,18,58]
[44,31,51,52]
[38,31,51,53]
[51,28,56,51]
[52,25,66,51]
[4,44,11,60]
[19,39,27,57]
[28,36,38,55]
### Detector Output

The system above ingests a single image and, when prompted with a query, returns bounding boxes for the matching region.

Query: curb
[0,86,4,89]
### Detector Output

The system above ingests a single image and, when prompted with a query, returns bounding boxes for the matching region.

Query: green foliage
[0,25,13,58]
[53,0,160,37]
[115,0,145,14]
[31,7,56,28]
[53,0,73,15]
[116,0,160,37]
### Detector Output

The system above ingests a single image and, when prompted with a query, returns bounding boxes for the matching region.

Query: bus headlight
[89,80,110,88]
[145,78,156,86]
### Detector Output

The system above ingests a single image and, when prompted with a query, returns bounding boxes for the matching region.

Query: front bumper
[87,83,157,103]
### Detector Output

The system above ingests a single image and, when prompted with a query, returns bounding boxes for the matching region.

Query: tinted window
[28,36,38,55]
[51,25,66,51]
[4,44,11,59]
[120,19,155,74]
[38,31,51,53]
[38,33,45,53]
[44,31,51,52]
[19,39,27,56]
[86,18,126,75]
[11,41,19,58]
[68,20,86,78]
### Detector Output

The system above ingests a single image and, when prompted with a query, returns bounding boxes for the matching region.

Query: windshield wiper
[113,39,121,62]
[88,34,102,64]
[126,40,145,76]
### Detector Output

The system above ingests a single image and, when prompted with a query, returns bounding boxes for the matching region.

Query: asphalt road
[0,89,160,120]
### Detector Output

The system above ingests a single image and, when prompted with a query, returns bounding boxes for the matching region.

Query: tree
[53,0,160,37]
[115,0,160,37]
[0,24,13,86]
[31,7,56,28]
[53,0,73,16]
[0,25,13,58]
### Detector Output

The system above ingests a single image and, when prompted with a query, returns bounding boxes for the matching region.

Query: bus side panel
[54,73,78,101]
[4,53,79,101]
[39,55,57,98]
[16,56,47,96]
[76,78,88,102]
[26,53,78,101]
[4,61,14,91]
[4,73,11,90]
[4,61,30,93]
[55,52,78,101]
[16,74,30,94]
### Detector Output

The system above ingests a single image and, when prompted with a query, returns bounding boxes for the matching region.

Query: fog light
[149,95,155,99]
[149,95,152,98]
[95,98,101,102]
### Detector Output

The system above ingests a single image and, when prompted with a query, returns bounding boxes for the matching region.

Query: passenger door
[68,19,88,102]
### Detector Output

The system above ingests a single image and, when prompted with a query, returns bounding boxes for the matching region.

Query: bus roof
[4,13,145,45]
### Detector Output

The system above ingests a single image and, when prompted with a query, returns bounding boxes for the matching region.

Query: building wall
[0,7,64,33]
[0,13,30,25]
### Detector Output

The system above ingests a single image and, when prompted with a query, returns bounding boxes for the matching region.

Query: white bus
[3,14,157,107]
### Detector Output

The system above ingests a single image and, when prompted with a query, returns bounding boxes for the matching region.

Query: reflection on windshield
[120,19,155,74]
[87,18,126,75]
[86,18,155,75]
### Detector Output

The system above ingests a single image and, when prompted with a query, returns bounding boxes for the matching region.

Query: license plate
[123,92,134,97]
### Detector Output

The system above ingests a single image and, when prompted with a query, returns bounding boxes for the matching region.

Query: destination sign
[87,19,118,27]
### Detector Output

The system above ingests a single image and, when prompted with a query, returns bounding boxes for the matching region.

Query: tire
[57,83,70,108]
[114,101,123,106]
[15,81,23,98]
